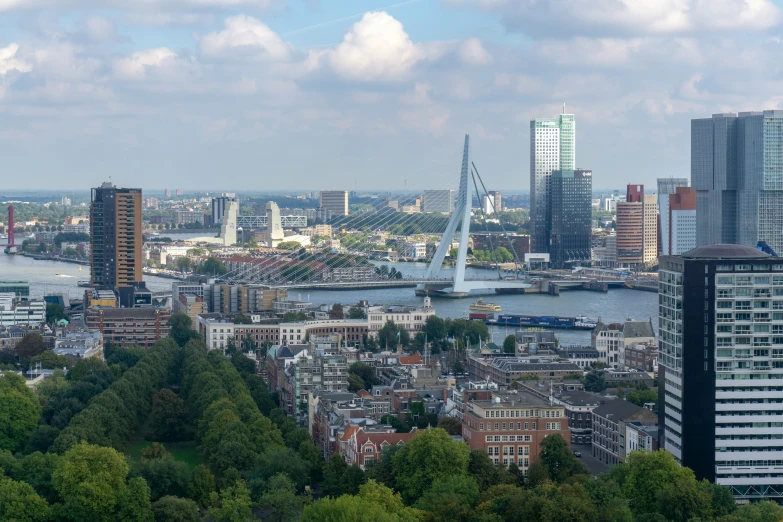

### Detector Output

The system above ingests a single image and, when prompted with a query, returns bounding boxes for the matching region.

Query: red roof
[356,430,417,448]
[399,354,423,365]
[341,425,360,441]
[356,389,372,398]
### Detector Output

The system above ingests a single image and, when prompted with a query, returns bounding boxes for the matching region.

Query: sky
[2,0,783,192]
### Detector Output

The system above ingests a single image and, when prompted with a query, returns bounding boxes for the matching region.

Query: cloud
[113,48,192,80]
[446,0,781,36]
[0,0,279,10]
[457,37,492,65]
[327,11,424,81]
[0,43,32,75]
[197,15,292,60]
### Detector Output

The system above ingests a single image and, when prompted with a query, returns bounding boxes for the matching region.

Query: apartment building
[85,307,171,348]
[461,389,571,471]
[0,295,45,327]
[591,319,656,368]
[367,298,435,337]
[592,399,657,465]
[469,355,583,387]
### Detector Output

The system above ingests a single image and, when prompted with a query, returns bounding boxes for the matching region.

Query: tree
[52,442,142,522]
[259,472,310,522]
[503,335,516,354]
[437,416,463,436]
[209,479,255,522]
[0,373,42,452]
[150,389,188,441]
[328,304,344,320]
[168,313,200,347]
[584,371,606,392]
[391,428,470,504]
[322,454,349,498]
[188,465,216,508]
[467,450,515,491]
[302,480,420,522]
[615,450,696,516]
[132,453,190,501]
[626,388,658,407]
[377,320,408,350]
[347,307,367,319]
[152,496,201,522]
[46,303,66,323]
[200,257,228,276]
[15,333,47,365]
[0,476,51,522]
[414,475,479,522]
[423,316,447,342]
[277,241,303,250]
[347,373,365,393]
[176,256,192,273]
[539,434,587,483]
[31,349,71,369]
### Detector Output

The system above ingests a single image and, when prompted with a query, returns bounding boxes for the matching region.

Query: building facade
[0,296,45,327]
[530,113,575,253]
[659,245,783,500]
[693,111,783,254]
[90,183,143,293]
[592,399,657,465]
[657,178,690,255]
[211,194,237,224]
[616,184,658,268]
[85,307,171,347]
[421,190,455,213]
[548,169,592,268]
[320,191,349,217]
[668,187,697,255]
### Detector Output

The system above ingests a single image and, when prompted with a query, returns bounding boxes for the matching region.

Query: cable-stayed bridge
[218,135,533,297]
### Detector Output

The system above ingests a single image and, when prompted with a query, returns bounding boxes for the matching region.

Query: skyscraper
[319,191,349,217]
[530,113,575,253]
[422,190,455,213]
[664,187,697,256]
[657,178,689,255]
[693,111,783,253]
[488,190,502,212]
[616,184,658,268]
[211,193,237,224]
[548,169,592,268]
[659,245,783,500]
[90,183,142,304]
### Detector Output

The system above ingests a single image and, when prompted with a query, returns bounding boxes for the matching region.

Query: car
[573,451,582,457]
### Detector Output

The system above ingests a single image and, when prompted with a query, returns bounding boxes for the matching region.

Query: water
[0,249,658,346]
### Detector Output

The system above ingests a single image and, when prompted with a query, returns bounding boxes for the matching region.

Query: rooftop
[472,390,554,409]
[681,244,769,260]
[593,399,656,421]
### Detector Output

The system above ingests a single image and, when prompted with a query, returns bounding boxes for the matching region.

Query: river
[0,243,658,346]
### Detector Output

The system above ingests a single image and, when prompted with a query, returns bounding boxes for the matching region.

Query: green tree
[0,373,42,452]
[277,241,303,250]
[391,428,470,504]
[132,453,190,501]
[414,475,479,522]
[209,479,255,522]
[176,257,192,273]
[467,450,515,491]
[149,389,188,441]
[626,388,658,407]
[31,349,71,369]
[168,313,201,347]
[259,472,310,522]
[152,496,201,522]
[377,320,409,350]
[347,307,367,319]
[348,362,378,389]
[15,333,47,366]
[188,465,216,508]
[347,373,365,393]
[52,442,142,522]
[302,480,420,522]
[322,454,348,498]
[329,304,344,319]
[0,476,52,522]
[539,434,588,483]
[584,371,606,392]
[116,477,154,522]
[200,257,228,276]
[46,303,66,323]
[503,335,516,354]
[657,477,716,522]
[437,416,463,436]
[615,450,696,515]
[728,500,783,522]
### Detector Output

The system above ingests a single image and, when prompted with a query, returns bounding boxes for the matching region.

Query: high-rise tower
[530,112,575,253]
[90,183,142,296]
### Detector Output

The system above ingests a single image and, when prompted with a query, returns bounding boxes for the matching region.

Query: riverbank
[19,253,89,266]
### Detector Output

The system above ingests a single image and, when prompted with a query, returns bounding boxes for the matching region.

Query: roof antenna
[562,103,565,115]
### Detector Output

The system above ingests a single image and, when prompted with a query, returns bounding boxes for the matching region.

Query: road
[571,443,611,476]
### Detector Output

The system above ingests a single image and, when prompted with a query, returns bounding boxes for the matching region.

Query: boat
[77,280,90,287]
[78,266,83,271]
[469,298,502,312]
[486,314,598,330]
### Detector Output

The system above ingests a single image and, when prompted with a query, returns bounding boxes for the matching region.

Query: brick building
[85,307,171,348]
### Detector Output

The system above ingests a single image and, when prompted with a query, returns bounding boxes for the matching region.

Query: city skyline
[3,1,783,189]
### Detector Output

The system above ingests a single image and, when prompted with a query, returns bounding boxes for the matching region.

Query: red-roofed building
[343,427,418,469]
[399,354,423,365]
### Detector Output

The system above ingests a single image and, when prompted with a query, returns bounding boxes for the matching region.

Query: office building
[0,281,29,300]
[164,188,172,198]
[320,191,349,217]
[657,178,689,255]
[211,193,237,224]
[662,187,697,256]
[481,194,496,215]
[175,210,201,225]
[548,169,592,268]
[530,112,575,253]
[659,245,783,500]
[616,185,657,268]
[0,295,45,327]
[693,111,783,253]
[90,183,143,305]
[488,190,502,212]
[592,400,657,465]
[421,190,455,213]
[85,307,171,348]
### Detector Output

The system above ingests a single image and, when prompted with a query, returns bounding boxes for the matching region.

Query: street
[571,443,611,477]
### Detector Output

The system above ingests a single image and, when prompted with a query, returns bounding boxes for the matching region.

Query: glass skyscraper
[548,169,592,268]
[530,113,575,253]
[692,111,783,254]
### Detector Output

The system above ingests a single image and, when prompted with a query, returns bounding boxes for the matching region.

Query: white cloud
[446,0,781,35]
[401,82,432,105]
[113,48,191,80]
[457,38,492,65]
[0,43,32,75]
[82,15,117,41]
[197,15,292,60]
[0,0,278,10]
[327,11,424,81]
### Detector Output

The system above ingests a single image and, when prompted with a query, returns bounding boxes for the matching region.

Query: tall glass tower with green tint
[530,113,575,253]
[693,110,783,254]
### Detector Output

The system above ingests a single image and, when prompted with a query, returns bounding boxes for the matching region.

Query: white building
[401,242,426,259]
[481,194,496,215]
[367,298,435,337]
[671,209,697,255]
[63,223,90,234]
[0,295,45,327]
[591,319,655,368]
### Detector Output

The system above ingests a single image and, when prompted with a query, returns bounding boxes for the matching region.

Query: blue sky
[2,0,783,192]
